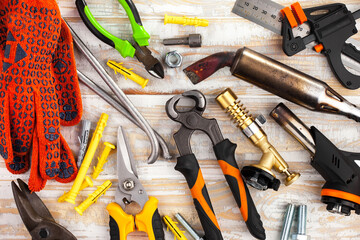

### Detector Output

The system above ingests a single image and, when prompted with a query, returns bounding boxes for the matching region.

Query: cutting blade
[115,126,148,209]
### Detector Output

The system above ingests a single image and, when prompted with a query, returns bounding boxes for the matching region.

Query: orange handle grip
[175,154,223,240]
[214,139,265,240]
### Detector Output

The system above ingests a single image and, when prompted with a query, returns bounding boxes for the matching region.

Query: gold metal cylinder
[216,88,300,186]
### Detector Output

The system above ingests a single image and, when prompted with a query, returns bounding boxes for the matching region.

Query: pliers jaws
[165,90,223,156]
[11,179,76,240]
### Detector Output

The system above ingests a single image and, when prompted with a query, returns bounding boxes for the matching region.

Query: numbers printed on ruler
[232,0,310,37]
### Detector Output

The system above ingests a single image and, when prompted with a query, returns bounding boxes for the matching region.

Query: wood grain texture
[1,0,360,239]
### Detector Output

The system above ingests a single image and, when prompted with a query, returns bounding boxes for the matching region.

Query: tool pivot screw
[123,180,135,190]
[39,228,49,238]
[138,189,144,194]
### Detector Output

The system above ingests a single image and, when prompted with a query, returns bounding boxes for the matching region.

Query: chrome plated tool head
[115,127,148,210]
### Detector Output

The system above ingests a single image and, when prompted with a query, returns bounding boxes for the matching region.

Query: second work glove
[0,0,82,191]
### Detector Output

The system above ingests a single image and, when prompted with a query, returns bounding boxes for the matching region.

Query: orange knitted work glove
[0,0,82,191]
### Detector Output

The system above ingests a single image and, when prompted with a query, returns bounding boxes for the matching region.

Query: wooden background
[1,0,360,239]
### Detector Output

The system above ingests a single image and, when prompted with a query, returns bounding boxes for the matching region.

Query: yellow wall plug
[92,142,116,179]
[75,180,112,216]
[58,176,93,202]
[164,14,209,27]
[107,60,149,88]
[163,215,187,240]
[65,113,109,204]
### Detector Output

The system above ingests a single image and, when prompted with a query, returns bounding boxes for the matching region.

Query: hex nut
[165,51,183,68]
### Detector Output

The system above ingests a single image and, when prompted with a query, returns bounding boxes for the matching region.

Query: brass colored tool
[58,176,93,203]
[107,60,149,88]
[65,113,108,204]
[163,215,187,240]
[184,47,360,123]
[216,88,300,191]
[92,142,116,179]
[75,180,112,215]
[164,14,209,27]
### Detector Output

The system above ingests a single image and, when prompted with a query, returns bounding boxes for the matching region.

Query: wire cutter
[11,179,77,240]
[106,126,164,240]
[76,0,164,79]
[165,90,266,240]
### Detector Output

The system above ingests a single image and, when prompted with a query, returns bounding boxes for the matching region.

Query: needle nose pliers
[165,90,266,240]
[76,0,164,79]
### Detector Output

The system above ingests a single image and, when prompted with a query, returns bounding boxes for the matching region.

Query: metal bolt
[163,34,202,48]
[280,204,296,240]
[123,180,135,190]
[292,205,310,240]
[175,213,204,240]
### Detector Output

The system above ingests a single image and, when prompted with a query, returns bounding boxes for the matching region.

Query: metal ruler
[232,0,310,36]
[232,0,360,70]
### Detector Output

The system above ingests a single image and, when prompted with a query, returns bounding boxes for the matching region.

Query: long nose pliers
[76,0,164,79]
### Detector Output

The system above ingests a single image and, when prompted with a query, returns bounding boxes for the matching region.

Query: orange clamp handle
[281,7,298,28]
[291,2,307,24]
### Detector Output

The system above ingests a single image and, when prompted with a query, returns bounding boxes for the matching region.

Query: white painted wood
[1,0,360,239]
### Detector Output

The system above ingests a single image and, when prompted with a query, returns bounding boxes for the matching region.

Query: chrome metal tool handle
[270,103,315,155]
[65,19,160,164]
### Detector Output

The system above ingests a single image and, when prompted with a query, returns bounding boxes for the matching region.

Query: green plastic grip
[118,0,150,47]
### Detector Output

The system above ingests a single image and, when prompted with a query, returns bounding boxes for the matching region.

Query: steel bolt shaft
[292,205,310,240]
[280,204,296,240]
[175,213,203,240]
[163,34,202,48]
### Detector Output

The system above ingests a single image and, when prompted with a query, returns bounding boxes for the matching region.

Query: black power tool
[271,103,360,216]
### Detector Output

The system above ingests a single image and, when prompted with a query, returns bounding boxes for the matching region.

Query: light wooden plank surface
[1,0,360,239]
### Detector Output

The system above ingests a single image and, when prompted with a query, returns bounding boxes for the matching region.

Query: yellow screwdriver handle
[65,113,109,204]
[75,180,112,215]
[92,142,116,179]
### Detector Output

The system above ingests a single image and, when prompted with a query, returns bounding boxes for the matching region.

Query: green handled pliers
[76,0,164,79]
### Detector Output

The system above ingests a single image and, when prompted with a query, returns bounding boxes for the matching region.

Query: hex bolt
[292,205,310,240]
[280,204,296,240]
[175,213,204,240]
[163,34,202,48]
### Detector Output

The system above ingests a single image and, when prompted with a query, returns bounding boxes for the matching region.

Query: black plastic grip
[214,139,265,240]
[152,209,165,240]
[125,0,143,26]
[75,0,115,48]
[109,216,120,240]
[175,154,223,240]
